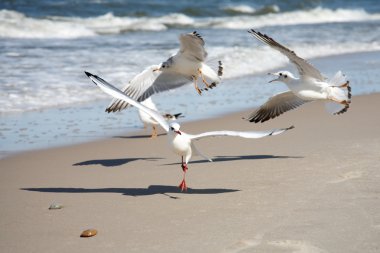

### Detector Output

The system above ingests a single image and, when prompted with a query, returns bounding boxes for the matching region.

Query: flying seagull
[246,29,351,123]
[85,71,293,191]
[139,97,184,138]
[106,31,223,113]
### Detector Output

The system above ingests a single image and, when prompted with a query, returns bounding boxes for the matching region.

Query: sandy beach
[1,93,379,253]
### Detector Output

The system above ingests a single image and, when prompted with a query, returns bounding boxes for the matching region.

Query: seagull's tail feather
[325,71,351,115]
[191,143,213,162]
[173,113,184,119]
[162,112,184,121]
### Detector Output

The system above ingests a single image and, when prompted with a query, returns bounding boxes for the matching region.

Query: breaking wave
[1,7,380,38]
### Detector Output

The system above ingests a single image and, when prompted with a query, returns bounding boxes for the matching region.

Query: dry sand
[1,94,380,253]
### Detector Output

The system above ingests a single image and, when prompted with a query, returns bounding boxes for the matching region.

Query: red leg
[179,156,188,191]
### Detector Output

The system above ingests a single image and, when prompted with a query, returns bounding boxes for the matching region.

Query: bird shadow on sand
[163,154,303,166]
[73,157,163,167]
[113,133,166,139]
[21,185,239,199]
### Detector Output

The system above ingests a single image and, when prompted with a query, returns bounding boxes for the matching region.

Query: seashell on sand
[80,229,97,237]
[48,203,63,210]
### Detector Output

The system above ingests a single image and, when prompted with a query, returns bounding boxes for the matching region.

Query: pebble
[80,229,97,237]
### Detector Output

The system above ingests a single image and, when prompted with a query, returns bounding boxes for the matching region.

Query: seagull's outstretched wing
[137,72,192,102]
[188,126,294,141]
[106,65,161,112]
[106,66,192,112]
[246,91,309,123]
[85,71,169,132]
[179,31,207,62]
[248,29,325,81]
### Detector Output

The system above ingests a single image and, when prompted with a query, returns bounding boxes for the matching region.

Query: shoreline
[1,50,380,158]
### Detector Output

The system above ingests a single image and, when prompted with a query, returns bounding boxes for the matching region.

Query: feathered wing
[325,102,348,115]
[191,143,213,162]
[85,71,169,132]
[328,71,346,86]
[106,65,161,112]
[200,61,223,89]
[325,71,351,115]
[137,71,192,102]
[188,126,294,141]
[139,97,159,125]
[246,91,310,123]
[248,29,326,81]
[179,31,207,61]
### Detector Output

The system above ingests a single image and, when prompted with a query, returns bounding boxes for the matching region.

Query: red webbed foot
[179,179,187,192]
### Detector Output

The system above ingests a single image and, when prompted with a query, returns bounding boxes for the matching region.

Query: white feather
[325,101,346,115]
[139,97,159,126]
[85,72,169,132]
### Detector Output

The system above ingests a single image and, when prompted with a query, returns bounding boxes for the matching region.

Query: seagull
[246,29,352,123]
[85,71,294,191]
[139,97,184,138]
[105,31,223,113]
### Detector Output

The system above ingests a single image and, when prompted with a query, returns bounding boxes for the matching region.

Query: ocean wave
[2,41,380,114]
[0,10,96,38]
[222,4,257,14]
[203,7,380,29]
[216,41,380,79]
[222,4,280,15]
[1,7,380,39]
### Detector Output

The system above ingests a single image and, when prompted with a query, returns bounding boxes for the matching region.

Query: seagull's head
[267,71,295,84]
[153,58,173,72]
[169,122,182,135]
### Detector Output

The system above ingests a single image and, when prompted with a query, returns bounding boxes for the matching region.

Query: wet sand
[1,93,380,253]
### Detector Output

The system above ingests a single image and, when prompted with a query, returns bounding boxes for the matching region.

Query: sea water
[1,0,380,157]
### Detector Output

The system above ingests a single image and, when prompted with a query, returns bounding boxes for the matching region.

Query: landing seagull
[85,71,294,191]
[139,97,183,138]
[106,31,223,113]
[246,29,351,123]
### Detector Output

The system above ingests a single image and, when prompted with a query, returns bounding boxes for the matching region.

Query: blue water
[2,0,380,17]
[1,0,380,157]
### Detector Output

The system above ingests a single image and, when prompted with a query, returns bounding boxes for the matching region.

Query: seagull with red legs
[85,71,294,191]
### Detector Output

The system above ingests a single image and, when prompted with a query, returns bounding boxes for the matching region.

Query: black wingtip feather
[84,71,93,78]
[192,31,203,41]
[287,125,295,130]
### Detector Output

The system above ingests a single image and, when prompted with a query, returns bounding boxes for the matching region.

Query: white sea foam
[202,7,380,29]
[0,10,96,38]
[222,4,280,15]
[223,5,257,14]
[213,41,380,79]
[1,8,380,38]
[2,41,380,114]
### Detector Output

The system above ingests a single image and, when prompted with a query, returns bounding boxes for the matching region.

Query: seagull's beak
[175,130,182,135]
[267,73,279,83]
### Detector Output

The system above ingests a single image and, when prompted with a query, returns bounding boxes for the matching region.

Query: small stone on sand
[80,229,97,237]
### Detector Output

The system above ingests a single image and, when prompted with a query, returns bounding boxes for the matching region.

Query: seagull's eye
[279,73,282,76]
[170,127,174,131]
[284,75,288,78]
